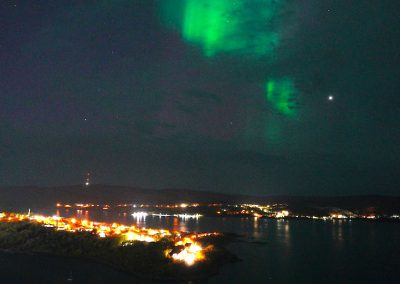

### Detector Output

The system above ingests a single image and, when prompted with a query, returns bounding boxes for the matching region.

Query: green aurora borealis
[160,0,283,57]
[266,79,298,117]
[4,1,399,194]
[160,0,299,120]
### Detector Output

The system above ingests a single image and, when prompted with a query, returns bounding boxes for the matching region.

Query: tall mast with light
[85,173,90,187]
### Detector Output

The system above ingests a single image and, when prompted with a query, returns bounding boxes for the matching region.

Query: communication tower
[84,172,91,187]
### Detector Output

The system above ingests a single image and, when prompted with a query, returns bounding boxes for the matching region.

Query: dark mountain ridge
[0,185,398,215]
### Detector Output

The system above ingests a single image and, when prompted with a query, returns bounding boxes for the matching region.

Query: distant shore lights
[131,212,148,219]
[132,212,202,219]
[152,213,202,219]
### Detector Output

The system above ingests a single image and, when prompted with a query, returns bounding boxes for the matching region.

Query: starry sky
[1,0,399,195]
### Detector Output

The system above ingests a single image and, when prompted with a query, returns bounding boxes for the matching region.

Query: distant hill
[0,185,235,211]
[0,185,399,215]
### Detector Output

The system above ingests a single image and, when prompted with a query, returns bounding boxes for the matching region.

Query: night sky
[1,0,399,195]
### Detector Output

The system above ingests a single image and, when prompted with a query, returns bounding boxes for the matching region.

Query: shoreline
[0,214,239,281]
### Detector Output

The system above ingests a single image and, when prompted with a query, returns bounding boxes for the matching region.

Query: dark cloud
[183,90,223,104]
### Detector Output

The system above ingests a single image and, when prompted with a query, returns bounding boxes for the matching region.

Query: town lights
[276,210,289,218]
[170,242,204,266]
[0,212,216,266]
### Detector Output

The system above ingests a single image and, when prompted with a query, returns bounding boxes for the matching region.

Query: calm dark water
[1,210,399,283]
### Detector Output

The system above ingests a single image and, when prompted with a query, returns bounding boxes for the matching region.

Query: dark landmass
[0,221,237,281]
[0,250,138,283]
[0,184,399,215]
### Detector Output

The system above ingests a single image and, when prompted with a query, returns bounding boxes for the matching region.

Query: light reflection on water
[48,209,399,284]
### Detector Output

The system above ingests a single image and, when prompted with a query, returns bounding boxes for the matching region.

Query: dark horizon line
[1,183,398,198]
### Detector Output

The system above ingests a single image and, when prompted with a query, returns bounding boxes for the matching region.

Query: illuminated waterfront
[54,202,397,220]
[0,212,220,266]
[0,209,398,283]
[2,203,398,283]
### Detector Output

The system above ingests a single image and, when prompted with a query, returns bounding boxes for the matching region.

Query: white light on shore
[131,212,148,218]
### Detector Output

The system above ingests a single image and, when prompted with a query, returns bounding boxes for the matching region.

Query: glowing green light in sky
[266,78,298,117]
[160,0,283,57]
